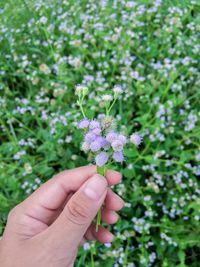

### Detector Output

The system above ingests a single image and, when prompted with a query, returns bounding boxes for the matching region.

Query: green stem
[78,96,86,118]
[7,120,18,142]
[108,97,117,114]
[95,165,106,231]
[79,103,86,118]
[90,249,94,267]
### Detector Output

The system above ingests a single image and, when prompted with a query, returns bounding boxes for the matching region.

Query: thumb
[46,174,108,252]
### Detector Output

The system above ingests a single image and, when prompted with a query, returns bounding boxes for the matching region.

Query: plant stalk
[95,165,106,231]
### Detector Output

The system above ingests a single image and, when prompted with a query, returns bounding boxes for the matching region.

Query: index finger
[19,165,121,225]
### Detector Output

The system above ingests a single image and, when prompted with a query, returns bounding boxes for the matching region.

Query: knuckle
[65,199,91,225]
[8,205,21,221]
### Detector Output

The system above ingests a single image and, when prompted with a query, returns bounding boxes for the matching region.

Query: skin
[0,165,124,267]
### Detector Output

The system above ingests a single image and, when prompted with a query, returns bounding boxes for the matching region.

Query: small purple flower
[130,133,142,146]
[106,132,118,143]
[78,118,90,129]
[92,127,101,135]
[113,85,123,94]
[113,151,124,163]
[84,131,96,143]
[95,152,109,167]
[101,138,111,150]
[118,134,127,145]
[90,140,102,152]
[89,120,101,129]
[111,139,124,151]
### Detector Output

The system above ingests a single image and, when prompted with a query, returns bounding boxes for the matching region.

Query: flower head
[118,134,127,145]
[111,139,124,151]
[102,94,113,102]
[130,133,142,146]
[95,152,109,167]
[113,85,123,95]
[78,118,90,129]
[101,138,110,150]
[81,141,90,152]
[106,132,118,143]
[113,151,124,163]
[89,120,101,130]
[92,127,101,135]
[90,138,102,152]
[75,84,88,96]
[84,131,96,143]
[101,116,115,130]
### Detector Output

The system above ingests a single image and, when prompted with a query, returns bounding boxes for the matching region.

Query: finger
[40,184,122,227]
[45,174,108,254]
[85,224,114,243]
[106,169,122,186]
[16,166,120,226]
[101,208,119,224]
[105,188,124,211]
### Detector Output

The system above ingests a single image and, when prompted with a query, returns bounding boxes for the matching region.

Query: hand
[0,165,124,267]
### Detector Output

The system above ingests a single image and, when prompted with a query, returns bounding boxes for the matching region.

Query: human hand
[0,165,124,267]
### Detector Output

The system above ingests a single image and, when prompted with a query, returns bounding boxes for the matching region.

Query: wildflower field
[0,0,200,266]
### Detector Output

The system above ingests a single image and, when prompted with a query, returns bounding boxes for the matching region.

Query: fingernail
[84,174,107,200]
[107,232,114,242]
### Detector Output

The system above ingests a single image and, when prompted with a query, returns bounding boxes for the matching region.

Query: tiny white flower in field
[128,163,133,169]
[113,85,123,95]
[32,77,39,85]
[102,94,113,102]
[65,135,72,143]
[13,150,26,160]
[39,64,50,74]
[144,195,151,201]
[68,56,82,68]
[104,243,111,248]
[75,84,88,96]
[24,163,32,174]
[39,16,48,24]
[71,154,77,160]
[34,177,41,184]
[83,242,90,250]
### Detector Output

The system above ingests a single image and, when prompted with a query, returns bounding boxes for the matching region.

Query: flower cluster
[77,117,141,167]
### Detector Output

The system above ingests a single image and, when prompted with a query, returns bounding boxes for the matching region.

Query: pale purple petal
[111,139,124,151]
[101,138,111,150]
[130,133,142,146]
[113,151,124,163]
[118,134,127,145]
[106,132,118,143]
[78,119,90,129]
[95,152,109,167]
[92,127,101,135]
[84,131,96,143]
[90,140,101,152]
[89,120,101,129]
